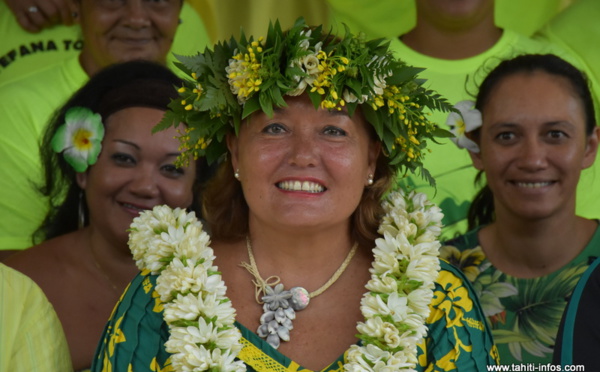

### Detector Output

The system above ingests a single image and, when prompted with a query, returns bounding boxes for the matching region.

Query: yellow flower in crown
[51,107,104,172]
[157,18,453,186]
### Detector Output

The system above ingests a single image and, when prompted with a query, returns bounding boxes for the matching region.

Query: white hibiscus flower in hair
[51,107,104,172]
[446,100,482,153]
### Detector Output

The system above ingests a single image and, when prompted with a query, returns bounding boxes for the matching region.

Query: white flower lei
[129,190,442,372]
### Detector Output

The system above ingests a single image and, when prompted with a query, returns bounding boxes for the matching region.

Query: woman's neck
[479,211,597,278]
[401,12,502,60]
[244,220,359,290]
[84,226,139,291]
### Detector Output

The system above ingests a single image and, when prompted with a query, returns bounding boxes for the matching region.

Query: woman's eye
[111,153,135,165]
[496,132,515,142]
[161,164,185,178]
[262,123,286,134]
[548,130,567,140]
[323,126,347,136]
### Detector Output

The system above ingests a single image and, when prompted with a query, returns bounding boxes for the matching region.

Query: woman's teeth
[122,203,147,211]
[516,181,552,188]
[277,180,325,193]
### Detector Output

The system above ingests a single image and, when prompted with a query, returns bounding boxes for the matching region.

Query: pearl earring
[367,174,374,186]
[234,169,240,179]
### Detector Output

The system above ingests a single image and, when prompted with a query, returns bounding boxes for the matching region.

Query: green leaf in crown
[155,17,453,185]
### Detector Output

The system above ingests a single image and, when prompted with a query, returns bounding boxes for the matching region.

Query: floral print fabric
[91,261,498,372]
[441,225,600,365]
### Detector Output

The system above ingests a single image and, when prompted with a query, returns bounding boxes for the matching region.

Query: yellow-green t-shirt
[0,263,72,371]
[327,0,569,39]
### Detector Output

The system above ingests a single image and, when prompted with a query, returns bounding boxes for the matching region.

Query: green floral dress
[441,224,600,365]
[91,261,498,371]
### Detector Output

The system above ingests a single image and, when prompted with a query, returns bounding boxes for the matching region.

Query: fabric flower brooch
[51,107,104,172]
[446,100,482,153]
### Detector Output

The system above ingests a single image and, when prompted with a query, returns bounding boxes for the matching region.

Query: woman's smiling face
[228,94,379,233]
[471,70,599,220]
[77,107,196,246]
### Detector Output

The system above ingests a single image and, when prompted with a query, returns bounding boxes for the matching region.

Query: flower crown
[155,18,453,185]
[51,107,105,172]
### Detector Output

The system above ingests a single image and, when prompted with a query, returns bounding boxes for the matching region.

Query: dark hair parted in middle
[468,54,597,229]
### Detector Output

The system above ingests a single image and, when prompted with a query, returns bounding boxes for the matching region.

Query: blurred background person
[553,256,600,371]
[327,0,572,39]
[0,263,72,372]
[441,54,600,365]
[5,61,213,370]
[0,0,209,84]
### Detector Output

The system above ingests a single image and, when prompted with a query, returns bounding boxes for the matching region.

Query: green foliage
[155,17,452,184]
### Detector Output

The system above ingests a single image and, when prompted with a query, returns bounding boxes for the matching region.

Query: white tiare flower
[365,274,398,293]
[446,100,482,153]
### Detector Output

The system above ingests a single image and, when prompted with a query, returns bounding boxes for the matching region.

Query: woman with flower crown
[442,54,600,366]
[92,19,499,372]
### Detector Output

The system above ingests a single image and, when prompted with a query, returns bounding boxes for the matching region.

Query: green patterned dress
[441,224,600,365]
[91,260,498,372]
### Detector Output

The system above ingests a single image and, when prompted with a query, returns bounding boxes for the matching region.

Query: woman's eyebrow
[114,139,140,150]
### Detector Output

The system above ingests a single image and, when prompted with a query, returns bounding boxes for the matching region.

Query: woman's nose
[516,139,548,171]
[288,132,318,167]
[129,167,160,198]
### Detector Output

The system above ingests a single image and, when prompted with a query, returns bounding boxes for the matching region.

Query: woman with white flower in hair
[5,61,213,371]
[441,54,600,366]
[92,19,499,372]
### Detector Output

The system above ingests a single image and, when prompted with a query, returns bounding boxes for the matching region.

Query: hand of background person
[4,0,75,33]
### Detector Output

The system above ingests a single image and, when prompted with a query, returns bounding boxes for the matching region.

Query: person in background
[0,263,72,372]
[5,61,212,371]
[327,0,571,39]
[0,0,210,84]
[91,19,499,372]
[385,0,585,240]
[441,54,600,365]
[535,0,600,113]
[553,256,600,370]
[0,0,211,259]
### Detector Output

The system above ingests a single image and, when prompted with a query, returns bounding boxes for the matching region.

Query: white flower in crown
[288,39,323,96]
[446,100,482,153]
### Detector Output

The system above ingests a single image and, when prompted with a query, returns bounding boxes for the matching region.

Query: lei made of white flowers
[129,190,442,372]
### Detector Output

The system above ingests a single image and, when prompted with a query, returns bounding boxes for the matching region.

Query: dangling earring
[234,169,240,180]
[78,191,86,229]
[367,174,374,186]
